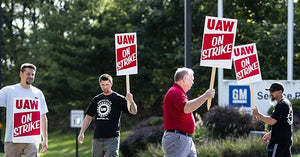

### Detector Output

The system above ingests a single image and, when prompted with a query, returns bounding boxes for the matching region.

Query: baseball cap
[265,82,284,92]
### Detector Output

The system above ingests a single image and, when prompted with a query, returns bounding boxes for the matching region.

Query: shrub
[203,106,253,138]
[136,133,269,157]
[292,98,300,115]
[135,129,300,157]
[292,98,300,130]
[120,116,164,157]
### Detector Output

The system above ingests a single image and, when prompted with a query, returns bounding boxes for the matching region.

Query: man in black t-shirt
[77,74,138,157]
[252,82,293,157]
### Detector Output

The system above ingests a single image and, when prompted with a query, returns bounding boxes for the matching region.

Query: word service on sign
[115,33,138,76]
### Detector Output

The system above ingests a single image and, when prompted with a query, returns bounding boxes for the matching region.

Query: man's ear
[182,76,186,83]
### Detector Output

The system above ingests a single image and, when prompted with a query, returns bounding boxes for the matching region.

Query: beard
[270,96,277,106]
[25,78,34,85]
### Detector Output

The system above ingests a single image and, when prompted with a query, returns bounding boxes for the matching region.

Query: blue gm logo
[229,85,250,107]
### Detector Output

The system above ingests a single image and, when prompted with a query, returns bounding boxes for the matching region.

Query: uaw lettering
[233,44,254,57]
[16,99,39,110]
[116,45,137,71]
[201,34,234,60]
[116,34,135,45]
[206,18,236,32]
[13,98,40,137]
[229,85,251,107]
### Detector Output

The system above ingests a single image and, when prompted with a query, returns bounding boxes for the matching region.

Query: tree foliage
[0,0,299,131]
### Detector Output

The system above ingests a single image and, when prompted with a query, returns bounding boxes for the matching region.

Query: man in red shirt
[161,67,215,157]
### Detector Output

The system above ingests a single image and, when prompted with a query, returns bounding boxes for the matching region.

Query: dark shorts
[267,143,291,157]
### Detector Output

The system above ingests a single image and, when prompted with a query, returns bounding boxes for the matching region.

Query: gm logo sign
[229,85,250,107]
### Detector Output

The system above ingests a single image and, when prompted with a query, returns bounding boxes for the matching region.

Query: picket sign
[13,98,41,143]
[233,43,262,109]
[115,32,137,110]
[200,16,238,110]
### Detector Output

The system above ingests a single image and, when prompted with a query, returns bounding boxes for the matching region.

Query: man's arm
[40,114,48,153]
[262,131,271,143]
[77,115,93,143]
[252,105,277,125]
[126,93,137,115]
[184,89,215,114]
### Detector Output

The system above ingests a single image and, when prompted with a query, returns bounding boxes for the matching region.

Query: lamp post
[0,0,4,152]
[184,0,192,99]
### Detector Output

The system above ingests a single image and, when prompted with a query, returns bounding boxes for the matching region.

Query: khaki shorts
[4,142,39,157]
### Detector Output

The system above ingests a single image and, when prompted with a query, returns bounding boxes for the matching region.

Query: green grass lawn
[39,129,93,157]
[0,129,130,157]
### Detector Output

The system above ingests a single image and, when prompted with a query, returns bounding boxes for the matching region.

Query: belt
[166,129,193,137]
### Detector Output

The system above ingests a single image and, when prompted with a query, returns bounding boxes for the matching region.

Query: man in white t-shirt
[0,63,49,157]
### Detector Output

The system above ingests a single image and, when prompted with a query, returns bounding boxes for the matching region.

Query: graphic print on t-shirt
[97,99,112,120]
[287,107,293,125]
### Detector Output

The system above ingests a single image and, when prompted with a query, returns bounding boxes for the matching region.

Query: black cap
[265,82,284,92]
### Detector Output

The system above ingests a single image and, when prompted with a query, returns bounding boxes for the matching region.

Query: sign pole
[249,83,256,108]
[75,128,79,157]
[70,110,84,157]
[207,67,216,110]
[126,74,131,110]
[0,0,4,151]
[126,74,130,93]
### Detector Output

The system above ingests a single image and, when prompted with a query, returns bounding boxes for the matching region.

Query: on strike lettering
[234,45,254,57]
[117,53,137,70]
[14,120,40,136]
[21,113,32,124]
[202,43,233,59]
[236,62,259,80]
[207,18,235,32]
[117,35,135,45]
[16,99,38,110]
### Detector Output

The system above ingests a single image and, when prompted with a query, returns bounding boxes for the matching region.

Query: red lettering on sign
[15,99,39,110]
[207,18,235,32]
[234,45,254,57]
[117,35,135,45]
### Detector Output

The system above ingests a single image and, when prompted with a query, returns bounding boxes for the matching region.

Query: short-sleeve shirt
[86,91,130,138]
[269,97,293,146]
[0,84,48,142]
[163,83,195,134]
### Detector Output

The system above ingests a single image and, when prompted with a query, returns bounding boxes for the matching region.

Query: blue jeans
[92,137,120,157]
[161,131,197,157]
